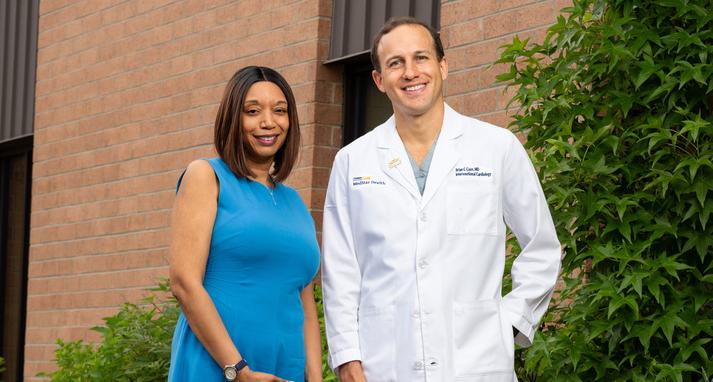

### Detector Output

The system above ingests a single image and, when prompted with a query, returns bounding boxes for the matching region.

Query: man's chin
[395,103,435,118]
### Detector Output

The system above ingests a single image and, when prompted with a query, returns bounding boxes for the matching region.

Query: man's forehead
[378,24,435,58]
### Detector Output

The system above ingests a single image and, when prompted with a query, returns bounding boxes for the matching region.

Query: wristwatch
[223,359,248,381]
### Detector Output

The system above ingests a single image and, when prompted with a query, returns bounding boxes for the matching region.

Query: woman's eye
[246,108,260,115]
[274,108,287,114]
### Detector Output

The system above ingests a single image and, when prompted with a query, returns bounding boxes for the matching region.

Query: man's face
[372,24,448,118]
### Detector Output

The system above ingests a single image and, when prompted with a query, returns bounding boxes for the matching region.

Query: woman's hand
[238,367,288,382]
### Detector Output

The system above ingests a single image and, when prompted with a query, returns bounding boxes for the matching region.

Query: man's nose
[402,60,418,80]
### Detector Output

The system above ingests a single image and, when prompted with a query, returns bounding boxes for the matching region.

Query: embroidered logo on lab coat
[352,176,387,186]
[455,166,493,177]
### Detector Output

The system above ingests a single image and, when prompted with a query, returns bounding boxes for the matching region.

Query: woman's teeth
[256,136,277,144]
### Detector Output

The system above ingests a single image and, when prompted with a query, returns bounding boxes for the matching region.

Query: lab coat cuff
[504,309,535,347]
[329,348,362,373]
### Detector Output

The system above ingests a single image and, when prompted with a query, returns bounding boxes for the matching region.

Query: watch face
[224,366,237,380]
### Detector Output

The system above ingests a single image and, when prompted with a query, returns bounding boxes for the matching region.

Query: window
[326,0,440,145]
[342,57,392,145]
[0,136,32,382]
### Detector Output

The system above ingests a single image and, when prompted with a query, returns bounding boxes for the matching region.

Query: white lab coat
[321,104,561,382]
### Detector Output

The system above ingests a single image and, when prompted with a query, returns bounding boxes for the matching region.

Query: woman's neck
[247,160,274,188]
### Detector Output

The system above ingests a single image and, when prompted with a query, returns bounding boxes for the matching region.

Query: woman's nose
[260,114,275,128]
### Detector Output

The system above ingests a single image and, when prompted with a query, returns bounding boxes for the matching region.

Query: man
[321,17,561,382]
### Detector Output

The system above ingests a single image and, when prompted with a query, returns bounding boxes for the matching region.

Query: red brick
[450,88,500,117]
[483,2,556,40]
[445,67,482,97]
[39,0,74,16]
[441,1,476,25]
[442,19,483,49]
[477,111,516,129]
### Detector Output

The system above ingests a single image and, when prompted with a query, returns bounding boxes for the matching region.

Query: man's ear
[372,70,386,93]
[439,56,448,81]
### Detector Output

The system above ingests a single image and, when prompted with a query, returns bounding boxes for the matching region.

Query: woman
[168,66,322,382]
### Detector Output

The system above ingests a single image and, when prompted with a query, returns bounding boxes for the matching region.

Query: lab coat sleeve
[321,151,362,369]
[501,132,561,347]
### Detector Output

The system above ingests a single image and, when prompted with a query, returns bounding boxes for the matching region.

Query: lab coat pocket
[452,300,513,378]
[447,185,498,235]
[358,305,397,382]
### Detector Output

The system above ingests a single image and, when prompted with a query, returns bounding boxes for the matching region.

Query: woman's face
[241,81,290,165]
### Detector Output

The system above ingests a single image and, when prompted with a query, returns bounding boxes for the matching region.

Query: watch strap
[235,358,248,372]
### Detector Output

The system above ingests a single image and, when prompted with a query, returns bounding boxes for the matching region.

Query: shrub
[40,280,178,381]
[314,284,338,381]
[42,280,336,381]
[497,0,713,380]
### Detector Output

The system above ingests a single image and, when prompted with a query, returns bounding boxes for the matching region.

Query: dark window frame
[342,58,375,146]
[0,135,32,382]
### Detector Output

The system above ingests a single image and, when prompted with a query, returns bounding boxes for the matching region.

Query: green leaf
[646,275,667,307]
[693,180,709,207]
[656,308,689,347]
[635,57,659,89]
[630,322,656,352]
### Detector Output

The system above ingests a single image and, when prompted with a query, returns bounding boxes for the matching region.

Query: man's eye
[417,55,428,61]
[388,60,401,67]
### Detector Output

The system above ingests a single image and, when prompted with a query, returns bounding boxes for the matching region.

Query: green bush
[314,284,338,382]
[42,280,335,381]
[40,280,178,381]
[497,0,713,381]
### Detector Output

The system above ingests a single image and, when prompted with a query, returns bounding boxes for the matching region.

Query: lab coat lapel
[376,117,421,200]
[421,104,464,207]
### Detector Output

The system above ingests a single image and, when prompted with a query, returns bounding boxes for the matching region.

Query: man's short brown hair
[370,16,445,72]
[213,66,300,183]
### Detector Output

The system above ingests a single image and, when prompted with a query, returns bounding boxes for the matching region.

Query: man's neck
[393,101,445,166]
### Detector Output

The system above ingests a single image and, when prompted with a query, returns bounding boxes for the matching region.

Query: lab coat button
[419,212,427,221]
[413,361,424,370]
[411,311,420,319]
[419,260,428,269]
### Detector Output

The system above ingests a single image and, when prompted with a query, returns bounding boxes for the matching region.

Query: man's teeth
[405,84,425,91]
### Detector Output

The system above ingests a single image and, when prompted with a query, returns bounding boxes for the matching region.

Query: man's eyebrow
[385,50,432,62]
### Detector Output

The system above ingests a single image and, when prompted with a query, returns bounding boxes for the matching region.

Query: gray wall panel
[0,0,38,145]
[328,0,440,63]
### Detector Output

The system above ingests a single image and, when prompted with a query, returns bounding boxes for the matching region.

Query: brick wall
[27,0,337,378]
[441,0,570,126]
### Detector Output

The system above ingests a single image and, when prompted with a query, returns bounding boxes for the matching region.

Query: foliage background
[497,0,713,380]
[39,281,337,381]
[39,281,177,381]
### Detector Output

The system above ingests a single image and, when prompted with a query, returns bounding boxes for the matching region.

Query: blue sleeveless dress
[168,157,320,382]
